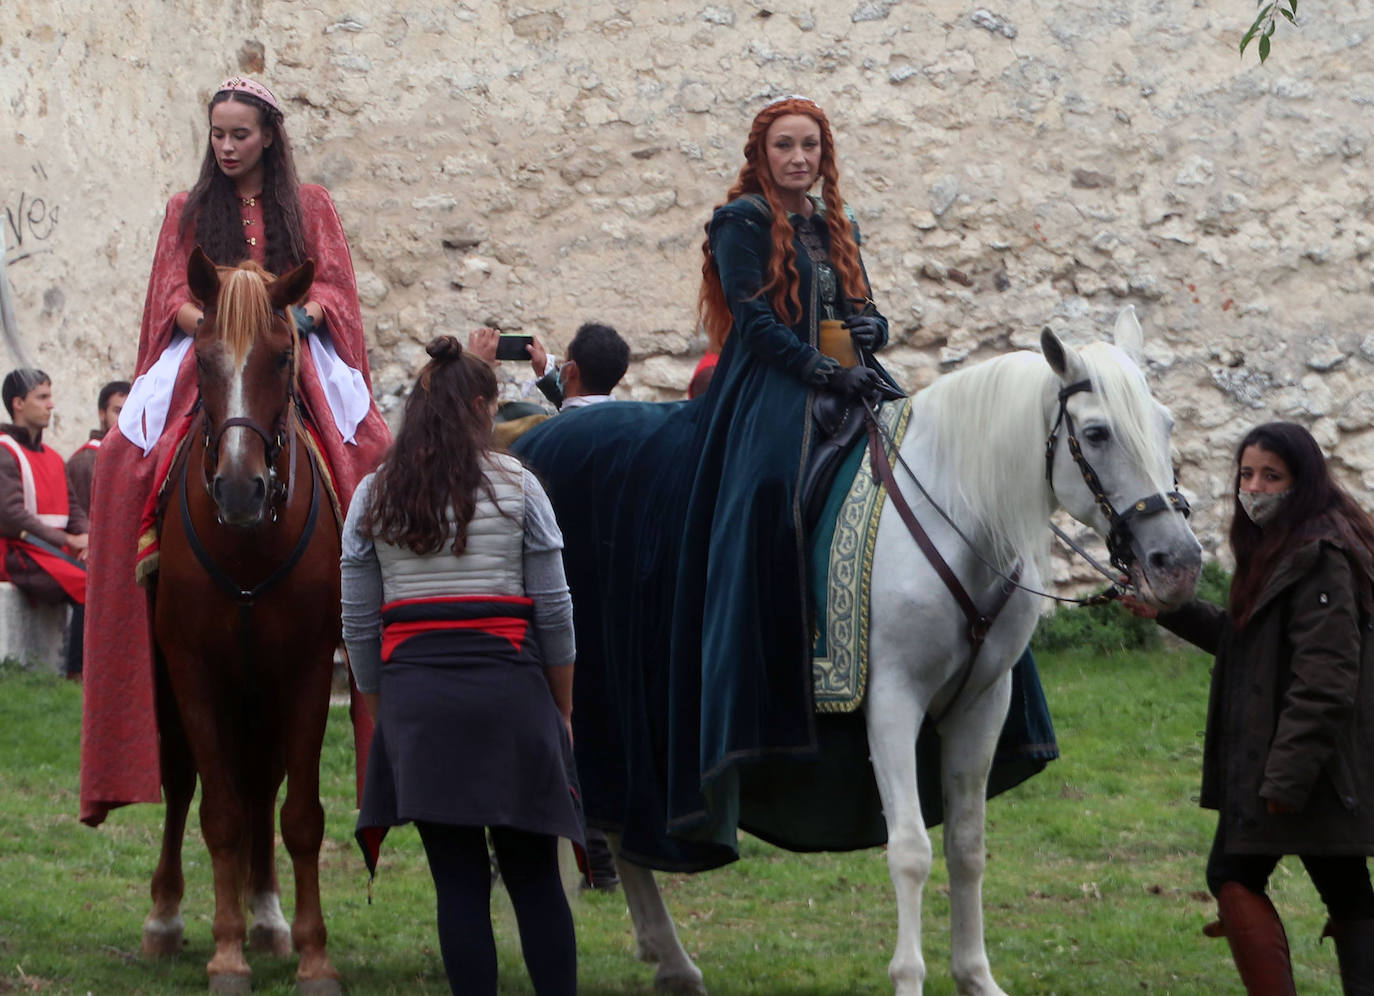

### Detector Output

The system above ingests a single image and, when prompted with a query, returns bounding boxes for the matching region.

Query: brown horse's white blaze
[207,268,281,527]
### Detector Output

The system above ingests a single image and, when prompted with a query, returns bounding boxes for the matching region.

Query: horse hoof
[248,922,293,957]
[141,922,185,958]
[297,977,343,996]
[208,973,252,994]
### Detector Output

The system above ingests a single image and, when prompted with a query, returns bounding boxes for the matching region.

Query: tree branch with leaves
[1241,0,1299,62]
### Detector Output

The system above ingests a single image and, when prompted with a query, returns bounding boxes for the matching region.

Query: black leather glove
[830,365,881,400]
[290,305,315,336]
[843,314,886,352]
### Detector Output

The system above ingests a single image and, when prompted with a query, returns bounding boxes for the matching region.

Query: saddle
[801,353,905,531]
[807,396,912,713]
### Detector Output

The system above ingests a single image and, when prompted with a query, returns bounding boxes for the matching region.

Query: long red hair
[697,98,869,352]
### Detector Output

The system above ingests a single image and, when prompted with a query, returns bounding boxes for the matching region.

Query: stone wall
[4,1,1373,582]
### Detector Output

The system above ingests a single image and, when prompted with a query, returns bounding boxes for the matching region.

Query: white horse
[604,308,1203,995]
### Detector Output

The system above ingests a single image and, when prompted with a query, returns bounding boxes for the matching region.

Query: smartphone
[495,333,533,360]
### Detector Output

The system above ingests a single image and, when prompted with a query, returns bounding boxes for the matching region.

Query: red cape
[80,186,390,826]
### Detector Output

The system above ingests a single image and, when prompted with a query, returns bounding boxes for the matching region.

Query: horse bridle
[197,307,303,522]
[1043,379,1190,577]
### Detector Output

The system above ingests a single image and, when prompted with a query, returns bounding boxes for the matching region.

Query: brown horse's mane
[209,260,302,385]
[213,261,276,368]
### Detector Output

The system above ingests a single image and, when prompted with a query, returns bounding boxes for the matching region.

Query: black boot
[1322,918,1374,996]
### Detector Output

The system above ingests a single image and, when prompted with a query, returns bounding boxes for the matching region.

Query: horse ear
[187,247,219,310]
[1040,326,1087,384]
[269,259,316,312]
[1112,305,1144,362]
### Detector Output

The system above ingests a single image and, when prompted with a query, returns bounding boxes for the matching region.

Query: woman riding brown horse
[146,248,344,994]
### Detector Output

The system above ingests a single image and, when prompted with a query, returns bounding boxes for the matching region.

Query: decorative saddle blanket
[809,396,912,713]
[134,410,342,586]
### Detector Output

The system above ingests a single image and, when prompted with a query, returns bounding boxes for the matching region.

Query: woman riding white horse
[517,305,1201,994]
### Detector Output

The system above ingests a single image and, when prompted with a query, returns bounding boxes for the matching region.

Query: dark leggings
[415,822,577,995]
[1207,819,1374,920]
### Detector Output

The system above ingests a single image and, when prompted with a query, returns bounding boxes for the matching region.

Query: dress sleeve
[299,186,373,390]
[340,473,384,693]
[849,217,890,350]
[522,469,575,668]
[134,193,194,377]
[708,206,828,385]
[1261,545,1364,809]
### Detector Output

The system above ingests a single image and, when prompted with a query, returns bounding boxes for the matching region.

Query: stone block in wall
[0,582,68,674]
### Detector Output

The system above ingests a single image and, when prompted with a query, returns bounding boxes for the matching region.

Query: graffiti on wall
[4,164,59,265]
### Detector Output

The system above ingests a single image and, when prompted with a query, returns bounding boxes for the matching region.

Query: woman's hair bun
[426,335,463,362]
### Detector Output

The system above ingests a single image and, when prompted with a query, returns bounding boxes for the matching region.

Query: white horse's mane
[908,341,1172,574]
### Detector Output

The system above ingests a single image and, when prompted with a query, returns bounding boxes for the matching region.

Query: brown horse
[142,248,343,994]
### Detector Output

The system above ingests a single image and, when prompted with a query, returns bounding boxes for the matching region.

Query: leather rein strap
[865,416,1021,726]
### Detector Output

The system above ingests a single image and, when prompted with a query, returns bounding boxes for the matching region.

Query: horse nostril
[253,477,267,503]
[1147,551,1171,570]
[211,476,225,506]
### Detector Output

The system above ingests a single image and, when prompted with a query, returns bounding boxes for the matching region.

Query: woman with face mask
[1124,421,1374,995]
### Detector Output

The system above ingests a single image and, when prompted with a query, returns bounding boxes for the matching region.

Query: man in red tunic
[0,369,88,675]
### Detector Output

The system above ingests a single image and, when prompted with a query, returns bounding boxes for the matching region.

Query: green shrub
[1030,597,1161,655]
[1195,559,1232,607]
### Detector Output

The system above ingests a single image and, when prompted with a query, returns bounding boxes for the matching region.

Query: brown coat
[65,430,104,519]
[1160,521,1374,856]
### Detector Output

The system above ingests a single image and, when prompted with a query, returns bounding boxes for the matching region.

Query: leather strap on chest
[866,417,1021,725]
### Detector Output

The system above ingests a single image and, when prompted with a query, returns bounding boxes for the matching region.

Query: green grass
[0,649,1345,994]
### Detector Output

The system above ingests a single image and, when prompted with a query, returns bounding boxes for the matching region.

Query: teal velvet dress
[514,195,1056,871]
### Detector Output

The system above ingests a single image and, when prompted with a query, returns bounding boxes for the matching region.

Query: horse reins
[180,404,322,612]
[863,396,1118,609]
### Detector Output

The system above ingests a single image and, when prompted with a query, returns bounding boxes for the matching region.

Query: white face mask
[1238,488,1290,526]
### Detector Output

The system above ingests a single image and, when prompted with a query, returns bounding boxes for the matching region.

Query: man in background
[471,322,630,451]
[471,323,630,890]
[67,380,130,520]
[0,369,88,676]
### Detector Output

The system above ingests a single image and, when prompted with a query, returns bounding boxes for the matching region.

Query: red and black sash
[381,595,538,667]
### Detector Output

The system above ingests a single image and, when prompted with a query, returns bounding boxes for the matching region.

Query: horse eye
[1083,426,1110,445]
[275,351,291,370]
